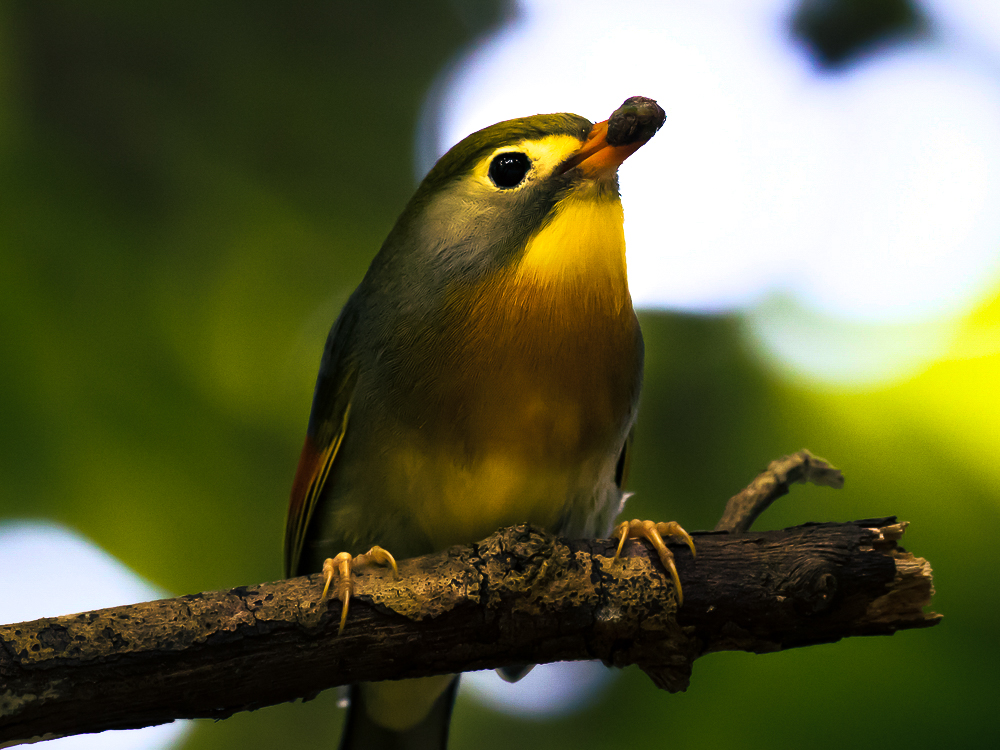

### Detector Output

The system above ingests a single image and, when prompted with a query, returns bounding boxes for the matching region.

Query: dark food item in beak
[607,96,666,147]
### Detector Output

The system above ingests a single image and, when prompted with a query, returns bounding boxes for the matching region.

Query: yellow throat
[514,182,629,311]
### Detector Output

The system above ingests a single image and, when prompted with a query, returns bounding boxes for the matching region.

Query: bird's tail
[339,677,459,750]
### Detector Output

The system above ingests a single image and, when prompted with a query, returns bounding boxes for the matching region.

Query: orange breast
[427,269,642,467]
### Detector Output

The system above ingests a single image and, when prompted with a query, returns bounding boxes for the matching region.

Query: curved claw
[320,546,398,636]
[612,519,695,606]
[363,545,399,577]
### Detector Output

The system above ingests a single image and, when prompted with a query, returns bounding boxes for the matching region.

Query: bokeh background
[1,1,998,748]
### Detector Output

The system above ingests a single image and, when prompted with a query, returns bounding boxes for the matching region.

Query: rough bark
[0,451,941,746]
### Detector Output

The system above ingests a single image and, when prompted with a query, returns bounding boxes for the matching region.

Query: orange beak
[559,120,647,177]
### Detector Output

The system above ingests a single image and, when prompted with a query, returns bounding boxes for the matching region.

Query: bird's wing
[615,426,635,490]
[284,303,360,578]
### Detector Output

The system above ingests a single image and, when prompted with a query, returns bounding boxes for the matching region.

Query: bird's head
[375,97,665,296]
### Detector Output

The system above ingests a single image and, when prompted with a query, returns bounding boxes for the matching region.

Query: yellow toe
[319,547,399,635]
[612,518,695,605]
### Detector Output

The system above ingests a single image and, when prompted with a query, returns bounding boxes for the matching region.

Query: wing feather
[284,300,361,577]
[614,426,634,490]
[284,402,351,577]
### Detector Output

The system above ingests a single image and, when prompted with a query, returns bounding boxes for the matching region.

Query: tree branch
[0,452,940,746]
[715,448,846,533]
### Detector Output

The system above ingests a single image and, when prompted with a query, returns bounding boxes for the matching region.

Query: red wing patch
[284,404,351,577]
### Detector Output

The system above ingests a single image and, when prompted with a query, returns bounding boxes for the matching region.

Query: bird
[284,96,694,750]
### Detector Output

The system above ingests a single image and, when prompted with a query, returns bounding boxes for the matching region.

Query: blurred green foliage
[791,0,927,67]
[1,2,997,749]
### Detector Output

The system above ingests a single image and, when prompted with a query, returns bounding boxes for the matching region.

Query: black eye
[488,152,531,189]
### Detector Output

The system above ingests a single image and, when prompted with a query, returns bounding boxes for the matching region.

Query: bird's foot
[321,546,399,635]
[612,519,696,605]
